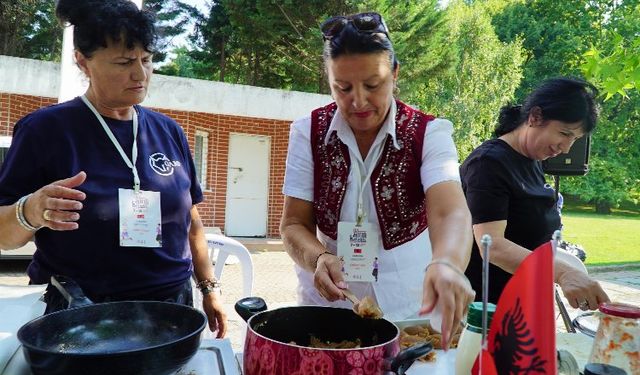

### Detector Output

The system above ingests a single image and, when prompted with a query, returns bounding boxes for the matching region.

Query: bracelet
[314,251,333,269]
[15,194,41,232]
[425,258,466,277]
[196,278,221,295]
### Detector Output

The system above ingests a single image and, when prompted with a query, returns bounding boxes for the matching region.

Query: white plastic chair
[191,231,254,339]
[205,233,254,298]
[192,232,254,307]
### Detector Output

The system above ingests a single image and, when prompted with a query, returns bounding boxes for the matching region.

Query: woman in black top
[460,77,609,310]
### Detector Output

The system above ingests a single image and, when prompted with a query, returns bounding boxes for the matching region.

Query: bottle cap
[583,363,627,375]
[598,302,640,319]
[466,301,496,328]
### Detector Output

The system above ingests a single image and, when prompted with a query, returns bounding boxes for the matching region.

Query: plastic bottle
[454,302,496,375]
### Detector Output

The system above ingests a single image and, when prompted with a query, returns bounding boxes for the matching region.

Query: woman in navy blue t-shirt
[0,0,226,337]
[460,77,609,311]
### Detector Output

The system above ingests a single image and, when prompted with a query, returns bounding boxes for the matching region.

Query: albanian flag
[472,241,556,374]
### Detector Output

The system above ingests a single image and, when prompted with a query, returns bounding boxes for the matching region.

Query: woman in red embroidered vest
[281,12,474,349]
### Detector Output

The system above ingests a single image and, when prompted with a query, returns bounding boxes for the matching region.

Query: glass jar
[455,302,496,375]
[588,302,639,374]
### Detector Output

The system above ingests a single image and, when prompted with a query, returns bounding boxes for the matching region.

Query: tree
[183,0,355,91]
[0,0,62,61]
[407,0,525,157]
[580,3,640,99]
[142,0,196,64]
[492,0,640,212]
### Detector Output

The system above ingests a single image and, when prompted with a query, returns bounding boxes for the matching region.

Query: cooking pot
[17,276,207,375]
[235,297,432,375]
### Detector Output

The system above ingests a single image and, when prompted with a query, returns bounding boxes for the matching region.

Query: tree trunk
[595,200,611,214]
[219,38,226,82]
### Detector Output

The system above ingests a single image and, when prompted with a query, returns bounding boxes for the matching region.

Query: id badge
[337,222,380,283]
[118,188,162,247]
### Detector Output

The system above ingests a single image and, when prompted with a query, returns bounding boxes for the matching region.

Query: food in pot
[309,336,362,349]
[355,295,384,319]
[399,323,461,362]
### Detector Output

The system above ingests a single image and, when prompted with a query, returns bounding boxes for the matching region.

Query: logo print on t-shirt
[149,152,177,176]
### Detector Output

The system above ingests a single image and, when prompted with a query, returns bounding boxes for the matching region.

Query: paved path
[1,252,638,352]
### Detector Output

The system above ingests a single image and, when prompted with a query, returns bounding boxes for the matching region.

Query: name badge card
[337,222,380,283]
[119,188,162,247]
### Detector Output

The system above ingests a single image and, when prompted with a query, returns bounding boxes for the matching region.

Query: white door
[225,133,270,236]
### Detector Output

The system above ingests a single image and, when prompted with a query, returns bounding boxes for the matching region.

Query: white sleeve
[282,116,314,202]
[420,118,461,192]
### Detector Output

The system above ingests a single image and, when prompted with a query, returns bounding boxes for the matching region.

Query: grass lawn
[561,211,640,266]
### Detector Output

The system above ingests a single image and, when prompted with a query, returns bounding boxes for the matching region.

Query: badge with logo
[337,222,380,282]
[118,188,162,247]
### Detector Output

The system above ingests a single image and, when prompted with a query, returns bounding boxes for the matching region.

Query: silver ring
[578,300,589,309]
[43,209,52,221]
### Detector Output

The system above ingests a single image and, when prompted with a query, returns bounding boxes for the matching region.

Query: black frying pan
[17,276,206,375]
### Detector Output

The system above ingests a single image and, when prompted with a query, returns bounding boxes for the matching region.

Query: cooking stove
[1,339,241,375]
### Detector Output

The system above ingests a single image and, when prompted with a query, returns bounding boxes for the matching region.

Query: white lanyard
[80,95,141,192]
[351,138,386,226]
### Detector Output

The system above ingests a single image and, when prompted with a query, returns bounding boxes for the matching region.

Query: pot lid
[598,302,640,319]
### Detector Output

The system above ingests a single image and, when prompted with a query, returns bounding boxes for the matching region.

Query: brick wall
[0,93,290,237]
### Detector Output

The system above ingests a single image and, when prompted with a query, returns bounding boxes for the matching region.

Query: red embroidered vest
[311,100,434,250]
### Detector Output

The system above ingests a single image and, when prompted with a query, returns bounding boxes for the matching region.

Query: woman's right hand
[557,270,610,311]
[313,252,348,302]
[24,171,87,231]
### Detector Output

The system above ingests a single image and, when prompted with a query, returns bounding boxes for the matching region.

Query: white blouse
[282,100,461,321]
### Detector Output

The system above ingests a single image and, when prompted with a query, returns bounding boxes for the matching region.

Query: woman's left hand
[202,292,227,338]
[420,262,475,350]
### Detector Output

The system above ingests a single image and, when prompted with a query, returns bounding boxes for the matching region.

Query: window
[194,130,208,190]
[0,136,11,168]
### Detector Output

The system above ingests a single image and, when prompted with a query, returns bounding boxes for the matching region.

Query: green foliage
[492,0,640,212]
[412,0,525,157]
[143,0,196,64]
[0,0,62,61]
[184,0,355,90]
[580,3,640,99]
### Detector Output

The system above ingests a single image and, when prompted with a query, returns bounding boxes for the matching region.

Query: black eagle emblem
[493,298,547,374]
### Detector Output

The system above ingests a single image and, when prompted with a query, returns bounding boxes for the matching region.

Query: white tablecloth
[0,285,46,373]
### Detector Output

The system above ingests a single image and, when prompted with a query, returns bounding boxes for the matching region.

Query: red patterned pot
[236,298,431,375]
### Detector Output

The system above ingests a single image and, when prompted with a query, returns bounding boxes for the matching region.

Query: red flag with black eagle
[472,241,556,374]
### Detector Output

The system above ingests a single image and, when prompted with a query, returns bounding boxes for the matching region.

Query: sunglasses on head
[320,12,390,41]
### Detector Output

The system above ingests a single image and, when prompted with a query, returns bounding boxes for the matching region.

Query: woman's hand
[314,252,348,302]
[420,262,475,350]
[24,171,87,230]
[557,270,610,311]
[202,292,228,338]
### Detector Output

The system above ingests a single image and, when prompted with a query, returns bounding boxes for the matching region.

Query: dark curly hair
[56,0,157,57]
[495,77,599,137]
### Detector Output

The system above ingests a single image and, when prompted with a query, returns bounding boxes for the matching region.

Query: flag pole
[552,230,575,332]
[479,234,492,375]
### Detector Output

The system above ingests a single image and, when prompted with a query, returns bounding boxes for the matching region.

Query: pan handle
[51,275,94,309]
[385,342,433,375]
[235,296,268,322]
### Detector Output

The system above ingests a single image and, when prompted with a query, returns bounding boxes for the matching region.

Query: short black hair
[495,77,600,137]
[56,0,157,57]
[322,17,398,70]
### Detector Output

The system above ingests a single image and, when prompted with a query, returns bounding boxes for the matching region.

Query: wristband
[197,278,221,295]
[15,194,41,232]
[425,258,466,277]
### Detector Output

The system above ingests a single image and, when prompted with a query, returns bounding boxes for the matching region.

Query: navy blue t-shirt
[0,97,203,299]
[460,139,560,303]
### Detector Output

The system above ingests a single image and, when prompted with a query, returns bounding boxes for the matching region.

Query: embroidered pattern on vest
[311,100,433,249]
